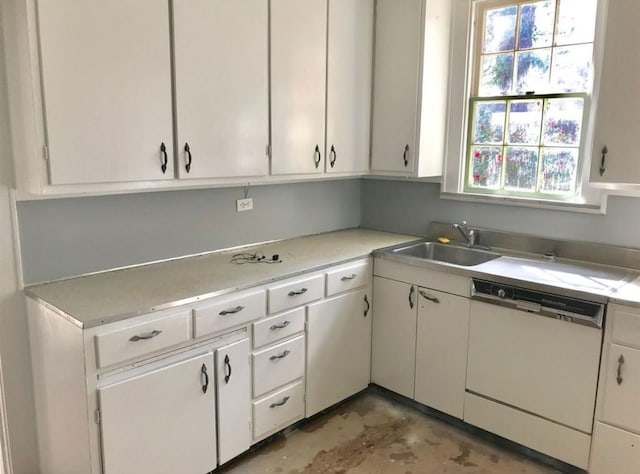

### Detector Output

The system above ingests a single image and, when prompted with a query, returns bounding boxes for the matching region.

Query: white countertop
[26,229,418,328]
[612,275,640,307]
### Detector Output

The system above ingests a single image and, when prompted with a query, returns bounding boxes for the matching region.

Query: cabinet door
[99,353,216,474]
[37,0,174,185]
[173,0,269,179]
[601,344,640,433]
[325,0,373,174]
[306,289,372,416]
[590,422,640,474]
[370,0,422,174]
[590,0,640,184]
[271,0,327,175]
[371,277,417,398]
[216,338,251,465]
[414,288,469,418]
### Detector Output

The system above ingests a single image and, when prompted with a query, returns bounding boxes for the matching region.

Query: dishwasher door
[466,300,602,434]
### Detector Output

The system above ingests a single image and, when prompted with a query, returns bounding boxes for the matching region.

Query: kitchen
[1,1,640,473]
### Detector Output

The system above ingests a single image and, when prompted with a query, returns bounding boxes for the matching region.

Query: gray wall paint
[18,180,362,284]
[361,180,640,249]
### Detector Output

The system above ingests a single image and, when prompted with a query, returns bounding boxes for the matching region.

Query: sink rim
[390,241,502,267]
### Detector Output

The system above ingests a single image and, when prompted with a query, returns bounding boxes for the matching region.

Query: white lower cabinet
[253,381,306,439]
[590,422,640,474]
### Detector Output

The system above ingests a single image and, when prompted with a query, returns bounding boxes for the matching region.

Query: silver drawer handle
[129,330,162,342]
[270,321,291,331]
[418,290,440,304]
[340,274,357,281]
[270,396,290,409]
[219,305,245,316]
[288,288,308,297]
[617,354,625,385]
[269,350,291,361]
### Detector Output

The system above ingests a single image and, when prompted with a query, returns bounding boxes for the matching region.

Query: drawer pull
[288,288,308,297]
[364,294,370,317]
[219,305,245,316]
[129,330,162,342]
[617,354,625,385]
[270,321,291,331]
[224,354,232,384]
[201,363,209,394]
[418,290,440,304]
[270,396,290,409]
[269,350,291,361]
[340,274,358,282]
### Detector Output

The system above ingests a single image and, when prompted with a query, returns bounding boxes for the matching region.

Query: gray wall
[18,180,362,284]
[361,180,640,249]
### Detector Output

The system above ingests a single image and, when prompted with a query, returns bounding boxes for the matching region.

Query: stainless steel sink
[391,242,501,267]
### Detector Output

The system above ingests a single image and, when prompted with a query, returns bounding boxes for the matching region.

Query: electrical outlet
[236,198,253,212]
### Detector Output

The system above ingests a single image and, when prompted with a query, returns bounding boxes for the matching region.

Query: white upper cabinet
[37,0,174,185]
[325,0,374,174]
[590,0,640,185]
[371,0,451,177]
[270,0,328,175]
[173,0,269,179]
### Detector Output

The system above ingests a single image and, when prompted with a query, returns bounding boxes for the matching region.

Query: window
[462,0,598,200]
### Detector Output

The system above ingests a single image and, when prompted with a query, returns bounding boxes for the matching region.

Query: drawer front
[253,381,305,440]
[95,310,191,368]
[268,274,324,314]
[253,307,305,349]
[194,289,266,338]
[610,303,640,349]
[326,259,371,296]
[590,422,640,474]
[252,335,305,397]
[602,344,640,433]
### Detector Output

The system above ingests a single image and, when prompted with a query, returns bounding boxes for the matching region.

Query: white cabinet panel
[253,381,305,440]
[37,0,174,185]
[193,289,266,339]
[601,344,640,433]
[99,353,217,474]
[325,259,372,296]
[267,274,325,314]
[252,335,305,397]
[590,422,640,474]
[173,0,269,179]
[270,0,327,175]
[253,307,305,349]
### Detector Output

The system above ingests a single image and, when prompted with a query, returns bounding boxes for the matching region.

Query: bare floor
[222,392,562,474]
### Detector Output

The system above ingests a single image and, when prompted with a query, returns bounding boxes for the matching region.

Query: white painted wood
[325,258,372,296]
[253,307,305,349]
[193,289,266,339]
[325,0,373,174]
[267,274,325,314]
[37,0,174,185]
[464,392,591,469]
[467,301,602,433]
[173,0,269,179]
[306,289,372,416]
[270,0,327,175]
[601,344,640,433]
[610,303,640,349]
[216,338,251,465]
[252,335,305,398]
[0,355,8,474]
[371,276,417,398]
[590,422,640,474]
[252,381,305,440]
[99,352,217,474]
[414,288,469,419]
[590,0,640,185]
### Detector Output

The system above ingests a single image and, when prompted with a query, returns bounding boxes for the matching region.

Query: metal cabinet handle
[160,142,168,174]
[364,294,370,317]
[409,285,415,309]
[599,146,608,176]
[270,321,291,331]
[329,145,337,168]
[224,354,232,384]
[418,289,440,304]
[269,350,291,361]
[288,288,308,297]
[129,330,162,342]
[184,143,192,173]
[341,274,357,282]
[201,364,209,393]
[403,144,410,167]
[219,305,245,316]
[314,145,321,168]
[617,354,625,385]
[270,396,290,408]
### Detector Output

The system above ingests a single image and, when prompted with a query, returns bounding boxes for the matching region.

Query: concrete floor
[222,392,563,474]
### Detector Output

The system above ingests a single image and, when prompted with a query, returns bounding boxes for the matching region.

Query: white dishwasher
[465,279,604,469]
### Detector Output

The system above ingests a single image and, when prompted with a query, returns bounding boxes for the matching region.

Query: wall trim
[0,356,13,474]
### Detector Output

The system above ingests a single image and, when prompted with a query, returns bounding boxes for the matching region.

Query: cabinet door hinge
[43,145,49,161]
[94,409,101,424]
[265,144,272,158]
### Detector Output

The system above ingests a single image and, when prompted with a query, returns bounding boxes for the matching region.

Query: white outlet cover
[236,198,254,212]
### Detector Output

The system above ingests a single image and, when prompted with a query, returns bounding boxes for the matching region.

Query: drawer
[590,422,640,474]
[193,289,266,338]
[610,303,640,349]
[95,310,191,368]
[253,381,305,440]
[253,307,305,349]
[601,344,640,433]
[252,335,305,397]
[326,259,371,296]
[267,274,324,314]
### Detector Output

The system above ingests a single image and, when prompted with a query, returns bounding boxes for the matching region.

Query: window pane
[555,0,597,46]
[505,147,539,190]
[542,98,584,146]
[508,100,542,144]
[484,6,518,53]
[473,101,506,143]
[540,148,579,193]
[550,45,593,92]
[479,54,514,96]
[518,1,555,49]
[470,147,503,189]
[516,49,551,93]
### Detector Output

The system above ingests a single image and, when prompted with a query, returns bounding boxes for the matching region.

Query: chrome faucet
[453,221,476,247]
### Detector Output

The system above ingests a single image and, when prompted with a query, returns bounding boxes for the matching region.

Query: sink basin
[391,242,501,267]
